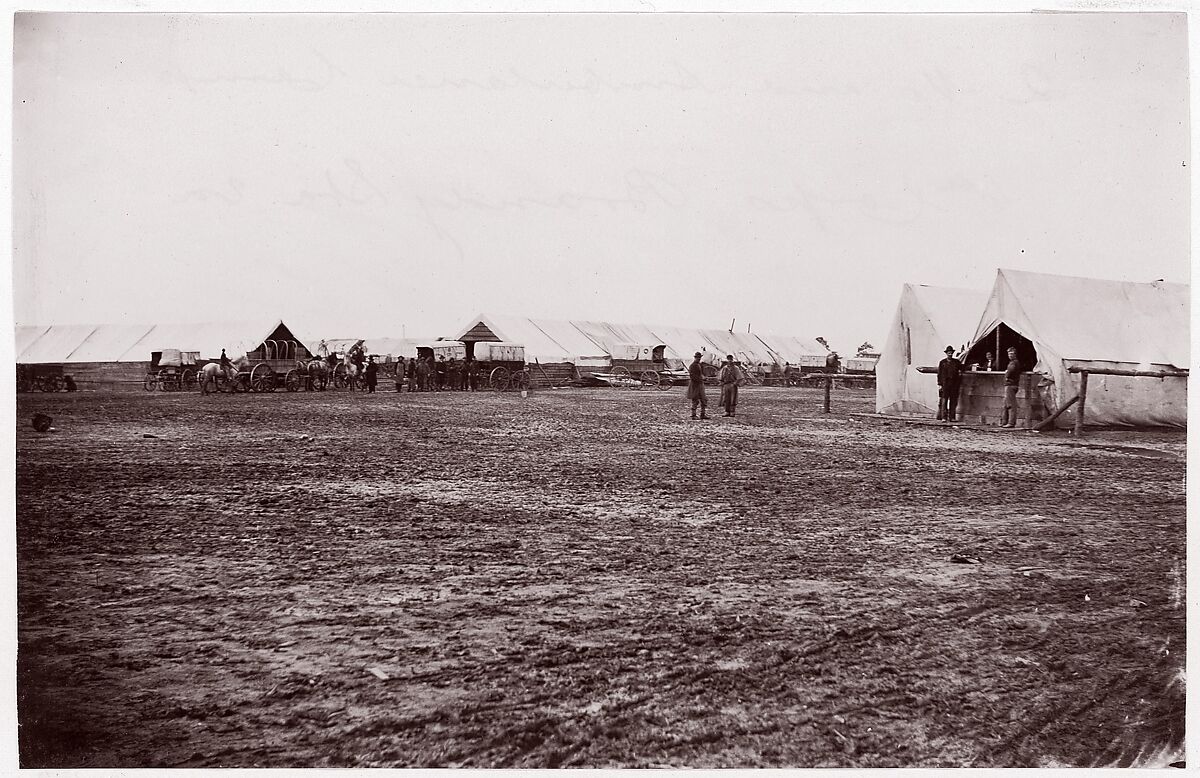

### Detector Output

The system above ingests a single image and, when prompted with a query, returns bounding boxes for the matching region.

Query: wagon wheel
[143,374,158,392]
[332,363,349,390]
[489,366,511,392]
[611,365,631,389]
[640,370,662,391]
[511,370,529,392]
[158,368,178,392]
[250,364,275,393]
[181,369,197,391]
[230,373,250,393]
[284,369,302,392]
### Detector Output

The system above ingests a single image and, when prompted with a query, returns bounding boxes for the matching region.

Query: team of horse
[199,353,362,394]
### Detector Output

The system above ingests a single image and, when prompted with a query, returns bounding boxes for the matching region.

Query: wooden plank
[1067,366,1188,378]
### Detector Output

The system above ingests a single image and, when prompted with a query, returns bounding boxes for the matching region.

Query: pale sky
[11,11,1190,353]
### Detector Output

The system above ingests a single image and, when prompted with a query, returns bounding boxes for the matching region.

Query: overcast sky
[11,11,1190,353]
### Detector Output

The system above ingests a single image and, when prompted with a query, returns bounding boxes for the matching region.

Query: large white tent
[454,314,609,367]
[876,284,989,415]
[755,334,829,369]
[964,269,1189,427]
[452,313,833,375]
[15,319,314,390]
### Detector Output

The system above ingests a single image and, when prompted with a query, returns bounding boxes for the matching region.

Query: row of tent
[14,314,832,377]
[446,314,831,370]
[877,268,1190,427]
[14,319,310,366]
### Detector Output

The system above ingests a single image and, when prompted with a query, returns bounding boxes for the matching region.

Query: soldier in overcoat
[687,352,709,420]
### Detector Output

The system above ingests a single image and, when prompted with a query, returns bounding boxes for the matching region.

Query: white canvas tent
[571,320,672,363]
[123,319,311,361]
[876,284,989,415]
[644,324,722,367]
[756,334,829,369]
[964,269,1188,427]
[454,314,609,367]
[15,319,314,390]
[699,329,777,367]
[64,324,157,363]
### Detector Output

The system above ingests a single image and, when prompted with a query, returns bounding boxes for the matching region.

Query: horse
[340,351,362,391]
[300,358,330,391]
[199,357,246,394]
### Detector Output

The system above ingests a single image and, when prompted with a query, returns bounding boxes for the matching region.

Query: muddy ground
[15,385,1185,768]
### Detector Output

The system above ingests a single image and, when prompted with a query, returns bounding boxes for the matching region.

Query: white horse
[339,345,364,390]
[199,357,247,394]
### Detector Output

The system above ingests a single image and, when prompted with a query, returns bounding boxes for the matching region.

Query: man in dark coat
[406,356,417,392]
[936,346,963,422]
[364,356,378,393]
[687,351,709,420]
[435,355,448,391]
[1001,347,1022,428]
[395,357,406,392]
[466,359,479,391]
[718,355,741,417]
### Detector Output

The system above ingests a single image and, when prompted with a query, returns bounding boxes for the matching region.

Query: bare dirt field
[16,385,1185,768]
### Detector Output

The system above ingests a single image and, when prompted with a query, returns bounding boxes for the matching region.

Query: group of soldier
[936,344,1022,426]
[395,355,482,393]
[686,353,745,420]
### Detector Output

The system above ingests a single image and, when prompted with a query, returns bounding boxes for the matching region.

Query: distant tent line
[15,314,832,391]
[15,319,308,365]
[446,313,831,370]
[14,319,311,391]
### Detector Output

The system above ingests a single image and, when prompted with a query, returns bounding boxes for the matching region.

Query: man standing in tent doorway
[936,346,963,422]
[1001,346,1022,428]
[719,355,742,417]
[688,352,709,420]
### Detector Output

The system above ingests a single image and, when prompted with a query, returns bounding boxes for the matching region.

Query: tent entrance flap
[965,323,1036,371]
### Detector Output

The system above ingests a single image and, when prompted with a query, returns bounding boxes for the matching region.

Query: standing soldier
[687,351,709,420]
[416,357,429,392]
[936,346,963,422]
[364,355,378,394]
[435,355,448,392]
[718,354,741,417]
[407,355,417,392]
[1000,346,1022,428]
[395,356,406,392]
[467,359,479,391]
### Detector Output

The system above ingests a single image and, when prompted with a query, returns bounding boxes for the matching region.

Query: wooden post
[1073,370,1089,436]
[1022,374,1034,428]
[823,375,831,413]
[1034,394,1080,431]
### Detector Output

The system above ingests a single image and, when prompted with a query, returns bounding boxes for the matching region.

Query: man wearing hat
[687,351,709,420]
[718,354,742,417]
[936,345,963,422]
